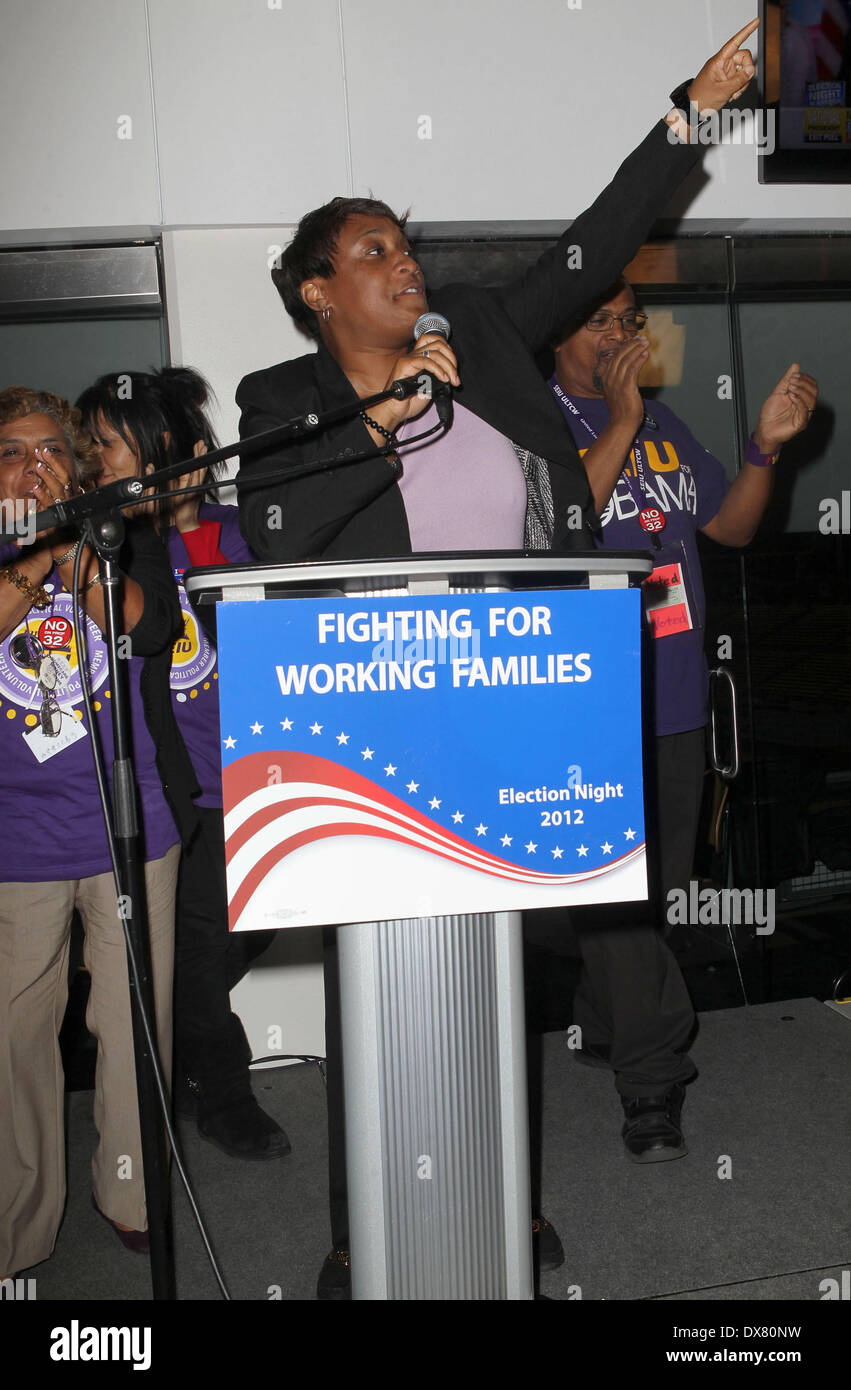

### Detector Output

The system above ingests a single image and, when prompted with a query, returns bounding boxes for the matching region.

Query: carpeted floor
[537,998,851,1302]
[20,997,851,1303]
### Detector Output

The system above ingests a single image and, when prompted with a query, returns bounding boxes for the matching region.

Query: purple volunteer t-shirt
[550,383,730,736]
[168,503,255,806]
[395,402,527,550]
[0,551,178,881]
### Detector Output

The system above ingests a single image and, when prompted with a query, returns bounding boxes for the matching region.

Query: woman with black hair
[236,28,758,568]
[78,367,289,1161]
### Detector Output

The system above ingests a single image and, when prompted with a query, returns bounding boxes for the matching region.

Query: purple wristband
[746,436,779,468]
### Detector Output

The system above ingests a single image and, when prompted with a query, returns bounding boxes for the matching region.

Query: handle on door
[709,665,739,780]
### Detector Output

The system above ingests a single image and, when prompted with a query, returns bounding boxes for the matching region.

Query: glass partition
[414,224,851,1006]
[0,315,168,404]
[0,243,168,402]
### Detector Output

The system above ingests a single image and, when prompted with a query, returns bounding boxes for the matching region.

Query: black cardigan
[236,117,702,562]
[122,520,200,848]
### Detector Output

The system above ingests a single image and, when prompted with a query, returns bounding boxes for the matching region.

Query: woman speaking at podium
[236,25,759,567]
[234,21,760,1297]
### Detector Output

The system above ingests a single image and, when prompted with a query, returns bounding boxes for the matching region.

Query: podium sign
[217,586,646,931]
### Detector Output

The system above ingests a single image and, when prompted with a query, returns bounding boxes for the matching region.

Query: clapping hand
[754,364,819,454]
[598,337,649,438]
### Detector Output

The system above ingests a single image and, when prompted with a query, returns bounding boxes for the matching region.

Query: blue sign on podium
[216,588,646,930]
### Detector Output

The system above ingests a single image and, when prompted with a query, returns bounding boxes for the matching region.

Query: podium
[186,551,652,1300]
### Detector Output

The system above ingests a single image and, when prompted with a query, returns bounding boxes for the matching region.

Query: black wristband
[668,79,694,117]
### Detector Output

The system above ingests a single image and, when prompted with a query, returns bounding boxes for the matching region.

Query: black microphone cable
[70,532,232,1301]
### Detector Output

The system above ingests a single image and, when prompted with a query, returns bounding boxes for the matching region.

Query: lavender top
[395,402,527,551]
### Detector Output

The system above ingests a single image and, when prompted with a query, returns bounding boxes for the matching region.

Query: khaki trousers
[0,845,179,1274]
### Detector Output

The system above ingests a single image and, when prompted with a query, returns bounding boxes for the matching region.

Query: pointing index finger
[720,17,760,59]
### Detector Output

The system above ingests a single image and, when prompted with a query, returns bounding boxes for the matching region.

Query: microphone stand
[4,371,451,544]
[88,510,174,1301]
[0,370,452,1303]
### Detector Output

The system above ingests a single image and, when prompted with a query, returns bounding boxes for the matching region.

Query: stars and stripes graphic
[222,745,645,930]
[216,590,647,929]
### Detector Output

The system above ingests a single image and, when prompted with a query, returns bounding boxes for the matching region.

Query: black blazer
[236,117,701,562]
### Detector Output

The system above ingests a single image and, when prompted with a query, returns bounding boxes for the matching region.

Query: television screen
[759,0,851,181]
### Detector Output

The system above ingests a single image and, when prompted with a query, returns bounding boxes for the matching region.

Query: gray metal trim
[340,915,526,1301]
[0,244,161,320]
[493,912,533,1298]
[186,552,654,604]
[337,921,389,1301]
[709,666,740,781]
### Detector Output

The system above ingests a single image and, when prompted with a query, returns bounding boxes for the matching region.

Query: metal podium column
[338,910,532,1300]
[190,553,652,1302]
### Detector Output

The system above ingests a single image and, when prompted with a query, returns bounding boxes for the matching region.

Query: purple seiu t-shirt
[168,503,255,807]
[0,550,178,881]
[550,383,730,736]
[395,402,527,550]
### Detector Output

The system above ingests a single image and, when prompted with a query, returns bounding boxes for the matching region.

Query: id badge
[642,540,699,639]
[24,709,88,763]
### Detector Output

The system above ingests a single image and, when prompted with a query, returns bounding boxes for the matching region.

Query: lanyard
[553,382,664,549]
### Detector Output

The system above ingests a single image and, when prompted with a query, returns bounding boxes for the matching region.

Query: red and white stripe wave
[222,752,644,931]
[815,0,849,80]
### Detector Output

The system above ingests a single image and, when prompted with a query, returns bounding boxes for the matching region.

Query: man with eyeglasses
[549,277,817,1162]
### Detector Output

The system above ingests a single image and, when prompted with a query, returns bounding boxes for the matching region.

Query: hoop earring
[320,306,332,324]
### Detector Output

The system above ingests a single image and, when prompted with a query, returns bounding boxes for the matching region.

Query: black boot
[198,1094,292,1161]
[179,1012,291,1161]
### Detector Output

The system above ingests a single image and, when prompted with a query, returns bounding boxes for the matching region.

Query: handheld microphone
[413,312,451,342]
[412,312,454,430]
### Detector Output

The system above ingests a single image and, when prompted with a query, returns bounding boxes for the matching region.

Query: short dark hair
[272,196,408,338]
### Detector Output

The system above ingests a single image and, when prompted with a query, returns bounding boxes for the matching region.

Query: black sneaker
[532,1214,565,1271]
[621,1084,687,1164]
[197,1095,292,1160]
[317,1247,351,1301]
